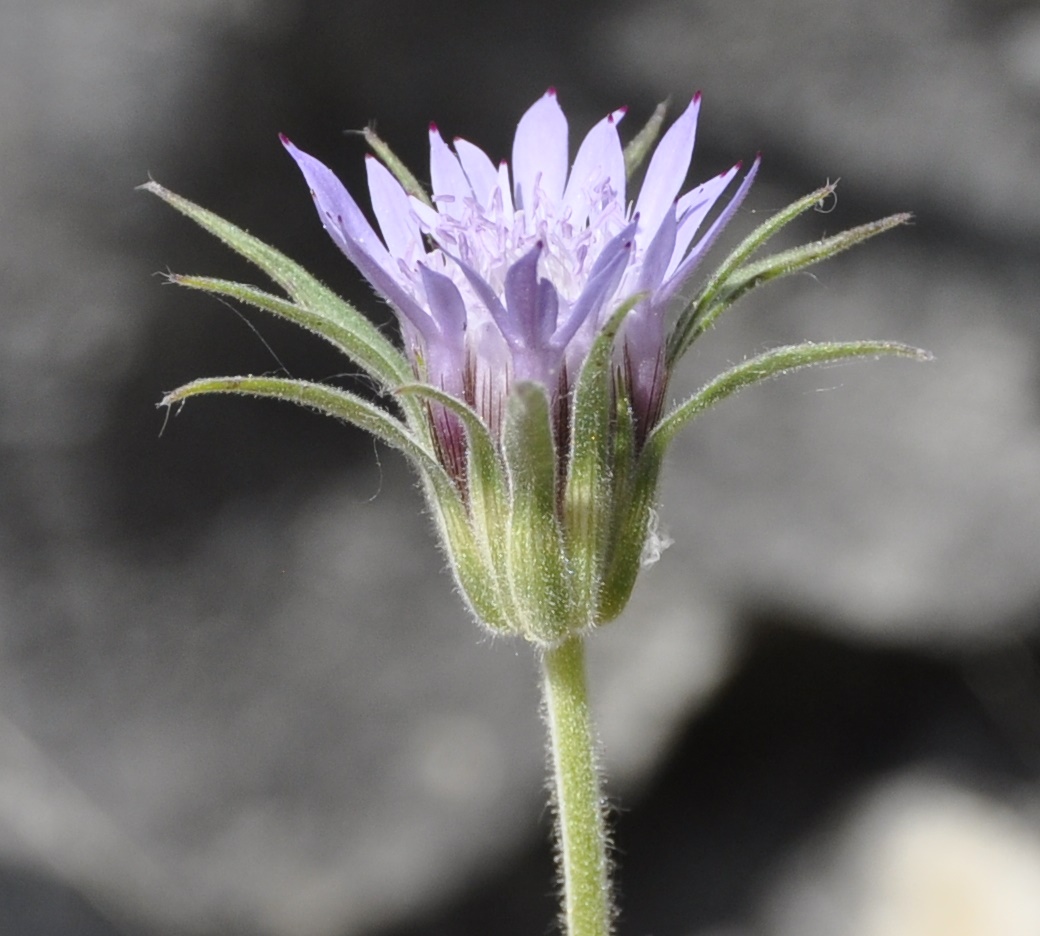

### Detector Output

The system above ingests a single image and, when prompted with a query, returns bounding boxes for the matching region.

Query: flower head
[281,89,757,474]
[147,91,925,645]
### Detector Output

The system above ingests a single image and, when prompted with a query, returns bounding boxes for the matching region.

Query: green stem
[540,636,612,936]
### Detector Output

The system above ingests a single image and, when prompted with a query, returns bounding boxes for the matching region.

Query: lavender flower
[146,89,928,936]
[146,91,924,645]
[281,89,756,474]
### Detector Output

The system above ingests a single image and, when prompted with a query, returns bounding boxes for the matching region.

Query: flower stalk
[542,637,611,936]
[145,89,930,936]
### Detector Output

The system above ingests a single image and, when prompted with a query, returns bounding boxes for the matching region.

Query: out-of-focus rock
[765,776,1040,936]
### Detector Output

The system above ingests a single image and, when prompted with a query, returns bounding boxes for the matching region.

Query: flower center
[425,167,629,306]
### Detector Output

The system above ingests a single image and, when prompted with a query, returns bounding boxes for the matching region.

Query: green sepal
[142,183,412,392]
[594,449,657,624]
[712,213,912,305]
[394,383,501,483]
[564,294,643,619]
[650,340,933,454]
[168,274,424,427]
[596,419,661,625]
[396,383,521,633]
[672,211,912,365]
[161,375,448,483]
[424,477,514,633]
[362,127,434,208]
[502,382,573,645]
[623,100,668,181]
[162,372,515,629]
[606,381,638,534]
[601,338,929,618]
[669,183,838,365]
[400,386,509,633]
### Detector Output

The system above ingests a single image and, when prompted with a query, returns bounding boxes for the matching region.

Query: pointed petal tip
[278,132,293,147]
[546,86,557,97]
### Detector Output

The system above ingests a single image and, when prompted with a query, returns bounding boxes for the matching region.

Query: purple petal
[453,138,500,208]
[637,202,677,295]
[281,135,434,337]
[612,209,679,422]
[588,217,639,282]
[418,263,467,340]
[504,241,558,347]
[552,234,633,350]
[448,253,516,344]
[667,164,741,278]
[470,321,512,404]
[658,155,761,308]
[632,94,701,244]
[537,279,560,346]
[408,195,466,262]
[281,135,395,277]
[512,88,568,211]
[562,107,626,225]
[429,123,473,220]
[558,219,638,362]
[408,195,442,235]
[413,314,465,395]
[496,161,515,221]
[365,154,423,260]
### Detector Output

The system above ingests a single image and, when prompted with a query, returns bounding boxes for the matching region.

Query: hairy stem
[541,636,612,936]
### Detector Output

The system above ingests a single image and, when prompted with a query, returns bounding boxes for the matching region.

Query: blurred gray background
[2,0,1040,933]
